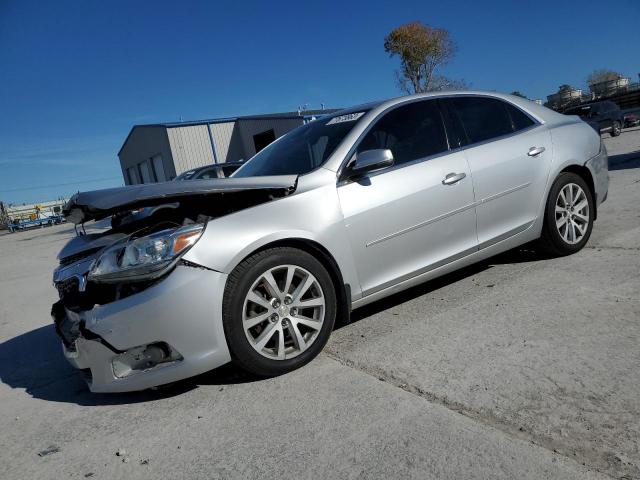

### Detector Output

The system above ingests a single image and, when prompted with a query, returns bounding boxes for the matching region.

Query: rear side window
[357,100,448,166]
[450,97,515,144]
[505,103,535,131]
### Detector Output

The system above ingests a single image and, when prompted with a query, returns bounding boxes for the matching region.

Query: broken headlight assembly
[88,224,204,283]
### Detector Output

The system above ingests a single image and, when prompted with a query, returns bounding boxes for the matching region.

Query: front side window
[450,97,515,144]
[356,100,448,166]
[233,111,368,177]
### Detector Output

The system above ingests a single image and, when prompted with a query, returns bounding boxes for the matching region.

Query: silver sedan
[53,92,608,392]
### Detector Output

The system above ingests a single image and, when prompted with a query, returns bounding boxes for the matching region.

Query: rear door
[338,99,477,295]
[445,96,552,247]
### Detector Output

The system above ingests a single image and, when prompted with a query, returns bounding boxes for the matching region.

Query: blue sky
[1,0,638,204]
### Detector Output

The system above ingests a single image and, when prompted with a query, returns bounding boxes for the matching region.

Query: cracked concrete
[1,129,639,479]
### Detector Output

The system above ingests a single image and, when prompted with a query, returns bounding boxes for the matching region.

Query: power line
[0,176,122,193]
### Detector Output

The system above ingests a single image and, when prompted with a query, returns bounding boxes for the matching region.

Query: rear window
[450,97,515,144]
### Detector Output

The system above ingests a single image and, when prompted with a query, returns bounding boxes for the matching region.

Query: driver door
[337,100,478,296]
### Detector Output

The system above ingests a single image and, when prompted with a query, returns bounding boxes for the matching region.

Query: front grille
[56,277,79,299]
[59,248,102,267]
[55,275,161,312]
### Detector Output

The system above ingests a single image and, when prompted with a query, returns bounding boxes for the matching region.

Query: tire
[222,247,337,377]
[611,121,621,137]
[539,172,594,256]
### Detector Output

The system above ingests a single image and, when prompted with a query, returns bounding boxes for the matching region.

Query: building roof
[118,109,341,156]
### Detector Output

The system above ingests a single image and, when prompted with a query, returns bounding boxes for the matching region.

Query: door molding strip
[365,182,531,248]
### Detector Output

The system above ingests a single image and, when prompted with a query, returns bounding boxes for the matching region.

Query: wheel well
[243,238,351,326]
[559,164,597,220]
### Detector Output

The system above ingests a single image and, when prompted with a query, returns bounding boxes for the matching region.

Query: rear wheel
[222,247,336,377]
[611,121,621,137]
[539,172,594,256]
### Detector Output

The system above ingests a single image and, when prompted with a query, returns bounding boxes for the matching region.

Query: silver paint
[54,91,609,391]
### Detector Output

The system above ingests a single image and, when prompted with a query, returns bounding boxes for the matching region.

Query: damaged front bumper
[52,265,231,392]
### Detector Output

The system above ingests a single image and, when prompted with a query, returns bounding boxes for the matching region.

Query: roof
[118,109,341,156]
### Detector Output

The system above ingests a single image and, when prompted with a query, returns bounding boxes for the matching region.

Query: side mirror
[348,149,394,177]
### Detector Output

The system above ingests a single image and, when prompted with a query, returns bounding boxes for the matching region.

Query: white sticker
[327,112,365,125]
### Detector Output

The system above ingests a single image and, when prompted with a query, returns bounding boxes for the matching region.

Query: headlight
[88,224,204,283]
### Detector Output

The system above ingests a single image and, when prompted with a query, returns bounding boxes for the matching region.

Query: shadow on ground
[0,243,550,405]
[609,149,640,171]
[0,323,259,406]
[346,243,550,324]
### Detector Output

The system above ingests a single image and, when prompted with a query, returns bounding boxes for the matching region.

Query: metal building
[118,110,336,184]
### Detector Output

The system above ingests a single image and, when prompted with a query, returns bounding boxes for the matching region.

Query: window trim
[337,97,451,184]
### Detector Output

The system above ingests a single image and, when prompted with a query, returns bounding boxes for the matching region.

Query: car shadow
[342,243,550,326]
[608,149,640,171]
[0,323,257,405]
[0,243,551,405]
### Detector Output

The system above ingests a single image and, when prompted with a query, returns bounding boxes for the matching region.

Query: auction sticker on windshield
[327,112,365,124]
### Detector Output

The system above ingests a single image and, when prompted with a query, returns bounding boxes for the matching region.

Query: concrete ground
[1,128,639,480]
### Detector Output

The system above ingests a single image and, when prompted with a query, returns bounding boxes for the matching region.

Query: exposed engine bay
[52,176,297,351]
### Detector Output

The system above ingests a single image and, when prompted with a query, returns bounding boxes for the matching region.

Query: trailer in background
[1,200,67,233]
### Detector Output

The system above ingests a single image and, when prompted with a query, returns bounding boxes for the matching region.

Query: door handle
[442,172,466,185]
[527,146,546,156]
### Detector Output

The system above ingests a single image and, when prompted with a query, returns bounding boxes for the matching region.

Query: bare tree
[384,22,461,93]
[587,69,622,86]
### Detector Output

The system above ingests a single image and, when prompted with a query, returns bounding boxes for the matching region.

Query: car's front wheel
[539,172,594,256]
[222,247,336,377]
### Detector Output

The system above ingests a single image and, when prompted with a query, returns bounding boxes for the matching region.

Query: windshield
[233,111,368,177]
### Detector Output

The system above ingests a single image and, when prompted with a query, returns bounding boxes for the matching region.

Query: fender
[183,170,364,301]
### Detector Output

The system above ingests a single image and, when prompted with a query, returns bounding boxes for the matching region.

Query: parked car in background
[53,92,608,392]
[564,101,624,137]
[623,112,640,128]
[174,161,244,181]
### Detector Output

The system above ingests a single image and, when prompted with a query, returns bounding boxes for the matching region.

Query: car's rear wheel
[222,247,336,377]
[611,120,621,137]
[539,172,594,256]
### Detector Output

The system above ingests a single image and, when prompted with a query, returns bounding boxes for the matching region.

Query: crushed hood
[64,176,298,224]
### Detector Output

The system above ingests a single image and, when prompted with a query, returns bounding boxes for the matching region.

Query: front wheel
[222,247,336,377]
[611,121,621,137]
[539,172,594,256]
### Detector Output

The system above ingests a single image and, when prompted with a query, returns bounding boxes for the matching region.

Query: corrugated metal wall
[210,122,244,163]
[118,126,176,184]
[166,125,215,173]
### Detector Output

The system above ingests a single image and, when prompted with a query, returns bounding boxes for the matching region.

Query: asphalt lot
[1,128,639,480]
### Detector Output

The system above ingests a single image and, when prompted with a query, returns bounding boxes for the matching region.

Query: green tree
[587,69,622,86]
[384,22,462,93]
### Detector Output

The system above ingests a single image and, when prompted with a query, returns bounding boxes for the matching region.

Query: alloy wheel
[555,183,590,245]
[242,265,325,360]
[613,122,621,136]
